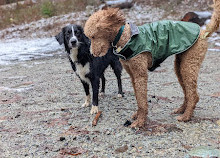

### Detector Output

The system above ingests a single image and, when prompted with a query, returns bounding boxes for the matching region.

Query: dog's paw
[130,119,145,128]
[82,102,90,107]
[176,115,191,122]
[82,95,91,107]
[131,112,138,120]
[90,105,99,114]
[99,92,105,97]
[117,93,123,98]
[172,107,186,114]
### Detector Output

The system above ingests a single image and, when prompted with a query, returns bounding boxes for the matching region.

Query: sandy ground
[0,1,220,157]
[0,42,220,157]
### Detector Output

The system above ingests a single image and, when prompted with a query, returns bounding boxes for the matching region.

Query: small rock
[86,136,91,140]
[15,114,21,118]
[73,136,77,140]
[82,143,88,148]
[94,147,101,152]
[59,137,65,141]
[106,131,111,135]
[124,120,132,127]
[216,120,220,126]
[115,145,128,154]
[130,147,137,153]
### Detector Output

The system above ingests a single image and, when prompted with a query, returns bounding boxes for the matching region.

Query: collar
[112,25,125,47]
[112,22,140,60]
[112,23,139,47]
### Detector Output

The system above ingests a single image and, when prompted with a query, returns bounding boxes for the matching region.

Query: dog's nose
[71,39,77,45]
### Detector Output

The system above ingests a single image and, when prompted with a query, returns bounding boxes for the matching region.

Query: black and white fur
[55,24,123,114]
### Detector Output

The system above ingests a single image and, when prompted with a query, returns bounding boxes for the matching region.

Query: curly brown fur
[84,0,220,128]
[205,0,220,37]
[84,8,126,57]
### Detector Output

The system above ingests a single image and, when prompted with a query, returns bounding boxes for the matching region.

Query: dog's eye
[91,36,95,39]
[67,30,71,35]
[75,31,80,36]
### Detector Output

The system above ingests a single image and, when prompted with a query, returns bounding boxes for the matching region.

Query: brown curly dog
[84,0,220,128]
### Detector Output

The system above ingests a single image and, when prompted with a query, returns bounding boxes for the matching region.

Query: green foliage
[0,0,98,30]
[41,0,55,17]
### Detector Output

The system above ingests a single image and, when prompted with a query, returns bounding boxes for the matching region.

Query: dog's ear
[56,27,70,53]
[106,8,125,25]
[62,27,71,53]
[55,31,64,45]
[76,25,84,33]
[76,25,90,45]
[96,8,125,32]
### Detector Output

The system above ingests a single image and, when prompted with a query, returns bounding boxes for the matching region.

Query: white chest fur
[70,49,90,84]
[70,48,78,62]
[75,62,90,84]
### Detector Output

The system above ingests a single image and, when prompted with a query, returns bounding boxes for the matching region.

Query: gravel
[0,2,220,158]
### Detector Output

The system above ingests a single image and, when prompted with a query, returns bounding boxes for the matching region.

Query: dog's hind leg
[81,81,91,107]
[176,57,200,121]
[173,54,187,114]
[90,77,100,114]
[99,74,105,96]
[110,60,124,97]
[175,39,207,122]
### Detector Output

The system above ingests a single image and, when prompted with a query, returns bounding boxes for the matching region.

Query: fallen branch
[92,111,102,126]
[66,152,82,156]
[60,147,86,156]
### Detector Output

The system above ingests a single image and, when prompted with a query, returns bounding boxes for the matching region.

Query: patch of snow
[0,37,63,65]
[0,86,33,92]
[204,19,210,25]
[106,0,133,5]
[14,86,33,92]
[0,67,11,72]
[215,43,220,47]
[2,76,27,79]
[201,25,206,30]
[208,36,220,42]
[208,48,220,52]
[194,11,212,18]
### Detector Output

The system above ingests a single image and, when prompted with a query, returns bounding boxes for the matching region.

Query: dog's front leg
[81,81,91,107]
[90,77,100,114]
[130,72,148,128]
[121,54,150,128]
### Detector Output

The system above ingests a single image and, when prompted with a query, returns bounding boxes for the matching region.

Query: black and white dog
[55,24,123,114]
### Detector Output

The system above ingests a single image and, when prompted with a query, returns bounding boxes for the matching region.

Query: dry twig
[92,111,102,126]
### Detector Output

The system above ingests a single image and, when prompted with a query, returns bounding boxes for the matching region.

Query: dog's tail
[203,0,220,38]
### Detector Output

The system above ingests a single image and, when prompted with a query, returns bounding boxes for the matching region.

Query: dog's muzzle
[69,38,78,48]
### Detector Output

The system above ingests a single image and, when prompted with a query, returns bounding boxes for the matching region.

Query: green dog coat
[113,20,200,71]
